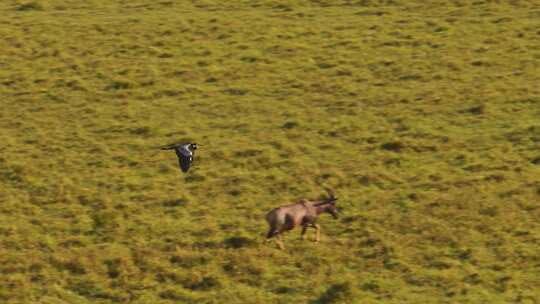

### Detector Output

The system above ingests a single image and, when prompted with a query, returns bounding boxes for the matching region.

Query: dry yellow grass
[1,0,540,303]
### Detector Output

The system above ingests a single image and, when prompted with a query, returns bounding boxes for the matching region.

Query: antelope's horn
[324,187,335,198]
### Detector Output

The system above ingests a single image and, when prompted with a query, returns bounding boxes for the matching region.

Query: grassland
[1,0,540,303]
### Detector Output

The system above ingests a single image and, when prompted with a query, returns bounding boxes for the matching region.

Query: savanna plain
[1,0,539,303]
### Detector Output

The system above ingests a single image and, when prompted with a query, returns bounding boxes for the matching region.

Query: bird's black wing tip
[160,143,182,150]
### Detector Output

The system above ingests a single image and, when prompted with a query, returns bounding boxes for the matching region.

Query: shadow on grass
[224,236,256,249]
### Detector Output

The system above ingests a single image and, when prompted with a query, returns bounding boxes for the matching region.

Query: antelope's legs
[301,225,308,240]
[314,224,321,242]
[276,234,285,250]
[264,229,274,244]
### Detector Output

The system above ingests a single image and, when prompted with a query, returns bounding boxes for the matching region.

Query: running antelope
[265,189,338,250]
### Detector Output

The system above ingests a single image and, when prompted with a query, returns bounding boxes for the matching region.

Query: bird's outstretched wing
[161,143,196,173]
[160,143,183,150]
[178,154,192,172]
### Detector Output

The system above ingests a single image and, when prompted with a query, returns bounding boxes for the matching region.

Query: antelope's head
[323,188,339,219]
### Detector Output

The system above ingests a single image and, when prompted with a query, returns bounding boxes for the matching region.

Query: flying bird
[161,143,199,173]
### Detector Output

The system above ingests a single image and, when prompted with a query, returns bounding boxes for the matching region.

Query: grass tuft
[16,2,43,11]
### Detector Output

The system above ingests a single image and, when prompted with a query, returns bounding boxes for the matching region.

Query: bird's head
[190,143,198,150]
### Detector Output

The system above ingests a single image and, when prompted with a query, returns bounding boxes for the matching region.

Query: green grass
[1,0,540,303]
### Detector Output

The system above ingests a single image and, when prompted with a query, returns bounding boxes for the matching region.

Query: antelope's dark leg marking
[266,228,278,239]
[284,214,295,231]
